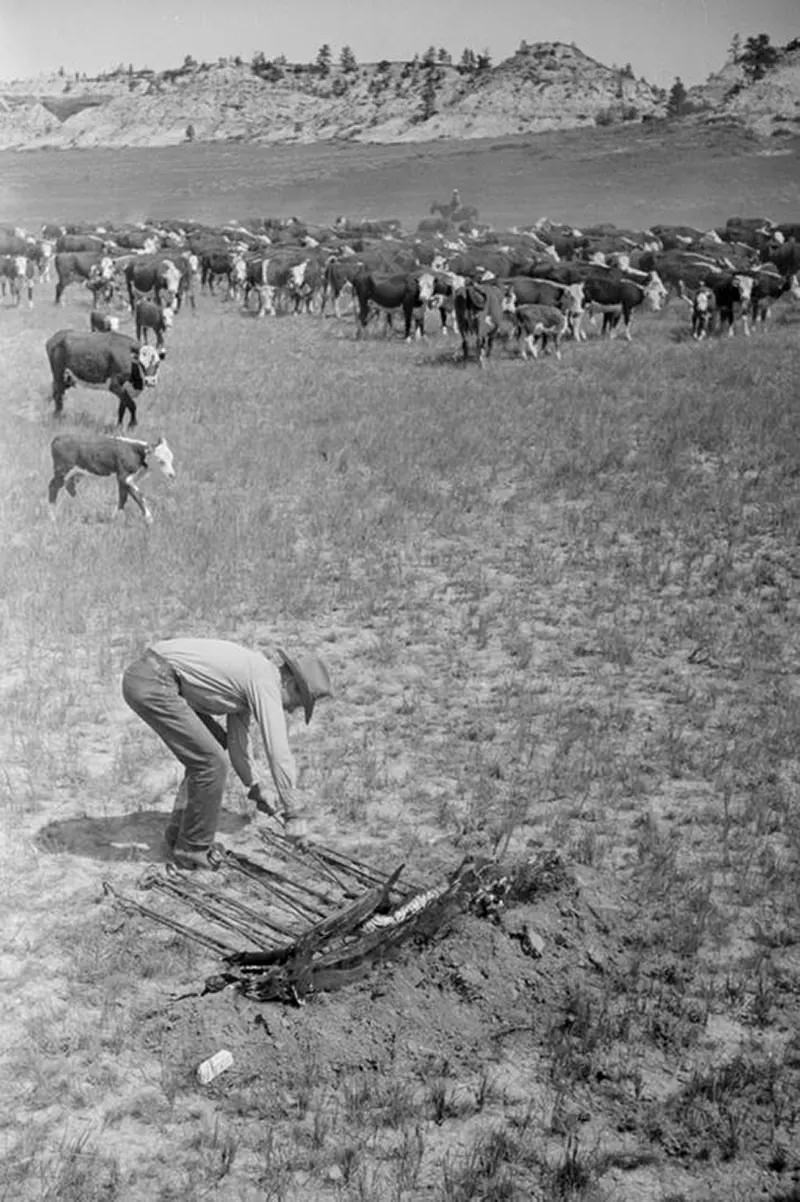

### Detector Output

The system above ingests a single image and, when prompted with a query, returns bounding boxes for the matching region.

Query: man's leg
[122,655,228,855]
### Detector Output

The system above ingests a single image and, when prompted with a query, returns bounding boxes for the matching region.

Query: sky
[0,0,797,90]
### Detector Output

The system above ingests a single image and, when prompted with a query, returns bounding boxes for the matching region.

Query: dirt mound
[141,849,619,1108]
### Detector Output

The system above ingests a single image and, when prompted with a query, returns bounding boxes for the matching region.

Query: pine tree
[315,44,332,77]
[340,45,357,74]
[666,76,687,117]
[421,68,437,120]
[740,33,778,82]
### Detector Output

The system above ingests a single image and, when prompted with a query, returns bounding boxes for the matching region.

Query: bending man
[122,638,332,870]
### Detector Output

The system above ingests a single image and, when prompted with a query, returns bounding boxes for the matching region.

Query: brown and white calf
[90,310,120,333]
[511,303,570,359]
[48,433,175,524]
[134,298,173,347]
[0,254,35,308]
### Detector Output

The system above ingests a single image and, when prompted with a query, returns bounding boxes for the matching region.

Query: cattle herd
[1,207,798,521]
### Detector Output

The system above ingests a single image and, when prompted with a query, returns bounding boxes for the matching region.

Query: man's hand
[248,782,277,817]
[283,815,310,849]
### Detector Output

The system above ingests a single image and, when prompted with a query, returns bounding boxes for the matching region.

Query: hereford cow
[580,272,666,339]
[48,432,175,524]
[54,252,115,304]
[45,329,166,428]
[125,257,181,310]
[351,271,435,340]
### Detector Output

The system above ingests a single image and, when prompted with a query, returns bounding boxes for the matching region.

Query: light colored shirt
[152,637,298,816]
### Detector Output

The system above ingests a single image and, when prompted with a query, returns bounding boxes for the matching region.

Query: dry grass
[1,186,800,1199]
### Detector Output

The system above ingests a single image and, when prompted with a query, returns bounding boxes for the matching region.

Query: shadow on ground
[34,809,252,863]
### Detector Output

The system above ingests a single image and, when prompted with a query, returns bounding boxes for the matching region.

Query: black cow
[351,271,435,340]
[54,251,115,304]
[45,330,166,428]
[453,281,509,366]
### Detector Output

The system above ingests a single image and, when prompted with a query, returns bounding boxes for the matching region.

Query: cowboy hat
[278,649,332,724]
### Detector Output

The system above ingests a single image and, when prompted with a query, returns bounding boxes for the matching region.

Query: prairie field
[1,125,800,1201]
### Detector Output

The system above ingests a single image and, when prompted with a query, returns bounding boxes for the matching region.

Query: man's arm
[244,665,304,822]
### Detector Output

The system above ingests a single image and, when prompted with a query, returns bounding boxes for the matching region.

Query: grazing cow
[454,281,509,366]
[48,433,175,524]
[134,299,173,347]
[90,311,120,333]
[0,255,34,307]
[45,329,166,428]
[54,252,115,304]
[510,304,570,360]
[56,233,107,254]
[580,273,666,339]
[125,257,181,311]
[351,271,435,340]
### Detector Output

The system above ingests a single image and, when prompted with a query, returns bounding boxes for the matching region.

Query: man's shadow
[34,809,252,863]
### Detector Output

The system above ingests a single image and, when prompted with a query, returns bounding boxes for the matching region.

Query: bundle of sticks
[104,840,566,1005]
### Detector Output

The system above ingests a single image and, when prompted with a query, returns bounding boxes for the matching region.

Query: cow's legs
[48,471,66,507]
[112,383,137,429]
[117,470,153,523]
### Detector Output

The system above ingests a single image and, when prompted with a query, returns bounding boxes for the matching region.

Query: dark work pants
[121,650,228,853]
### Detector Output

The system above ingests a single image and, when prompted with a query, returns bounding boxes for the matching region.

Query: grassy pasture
[2,123,800,230]
[2,127,800,1199]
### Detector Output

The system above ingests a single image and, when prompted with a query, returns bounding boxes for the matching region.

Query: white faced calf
[48,433,175,525]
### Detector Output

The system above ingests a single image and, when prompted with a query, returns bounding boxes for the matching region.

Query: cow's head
[561,282,585,315]
[161,305,174,329]
[733,274,754,304]
[501,286,517,314]
[99,256,115,281]
[417,272,435,305]
[150,436,175,479]
[130,343,165,390]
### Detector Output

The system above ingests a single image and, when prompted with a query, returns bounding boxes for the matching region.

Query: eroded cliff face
[0,43,665,151]
[2,40,798,153]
